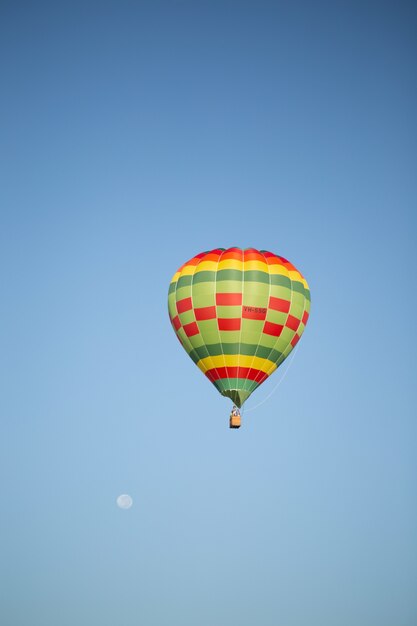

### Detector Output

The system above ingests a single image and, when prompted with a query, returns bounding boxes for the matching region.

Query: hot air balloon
[168,248,310,428]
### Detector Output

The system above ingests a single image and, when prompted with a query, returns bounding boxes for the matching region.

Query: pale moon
[116,494,133,509]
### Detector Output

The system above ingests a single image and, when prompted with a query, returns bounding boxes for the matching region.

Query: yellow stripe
[180,264,197,276]
[194,260,219,272]
[267,264,289,276]
[197,354,276,373]
[244,260,268,271]
[218,259,244,271]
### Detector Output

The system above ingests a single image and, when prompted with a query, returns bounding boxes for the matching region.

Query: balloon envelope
[168,248,310,407]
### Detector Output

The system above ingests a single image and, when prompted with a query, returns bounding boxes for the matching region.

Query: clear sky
[1,2,416,625]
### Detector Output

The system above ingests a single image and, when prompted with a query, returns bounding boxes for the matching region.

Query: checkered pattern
[168,248,311,407]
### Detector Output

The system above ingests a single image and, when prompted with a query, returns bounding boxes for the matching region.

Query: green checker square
[289,304,304,320]
[243,296,269,310]
[280,326,295,345]
[175,285,192,301]
[198,318,219,333]
[295,323,305,338]
[241,319,264,335]
[265,309,287,325]
[239,331,265,349]
[242,281,270,301]
[168,297,177,318]
[188,332,208,350]
[191,292,215,308]
[177,328,194,353]
[272,334,292,355]
[201,331,221,345]
[182,331,206,353]
[269,284,292,301]
[259,333,280,349]
[282,344,294,359]
[178,310,195,325]
[218,330,241,344]
[216,280,244,293]
[192,281,216,296]
[168,282,177,295]
[290,290,305,307]
[216,305,242,319]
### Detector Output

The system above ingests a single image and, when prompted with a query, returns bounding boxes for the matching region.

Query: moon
[116,494,133,510]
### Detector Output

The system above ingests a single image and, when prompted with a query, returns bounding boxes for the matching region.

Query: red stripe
[244,249,265,262]
[302,310,309,325]
[242,306,267,321]
[172,315,181,331]
[205,367,268,382]
[176,297,192,314]
[263,321,283,337]
[223,247,242,258]
[218,318,241,331]
[268,296,290,313]
[195,306,216,321]
[178,253,206,270]
[183,321,199,337]
[216,292,242,306]
[264,252,283,264]
[286,314,300,332]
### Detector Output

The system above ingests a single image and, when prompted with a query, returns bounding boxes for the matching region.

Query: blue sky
[1,2,416,625]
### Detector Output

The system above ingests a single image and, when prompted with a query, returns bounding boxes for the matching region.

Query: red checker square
[268,296,290,313]
[302,310,309,325]
[291,333,300,347]
[286,314,300,332]
[242,306,267,321]
[218,318,241,331]
[183,321,199,337]
[216,292,242,306]
[176,297,193,314]
[195,306,216,321]
[171,315,181,331]
[263,321,283,337]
